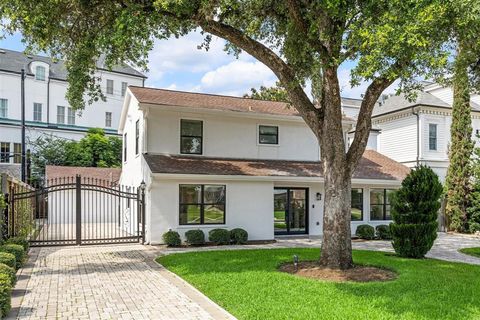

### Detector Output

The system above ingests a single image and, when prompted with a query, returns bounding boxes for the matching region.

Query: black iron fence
[3,174,145,246]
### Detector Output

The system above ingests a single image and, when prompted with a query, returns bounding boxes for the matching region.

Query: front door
[274,188,308,235]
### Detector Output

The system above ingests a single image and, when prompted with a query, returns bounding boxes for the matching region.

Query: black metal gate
[8,175,145,246]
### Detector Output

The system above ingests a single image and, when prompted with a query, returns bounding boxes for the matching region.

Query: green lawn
[158,249,480,320]
[460,247,480,258]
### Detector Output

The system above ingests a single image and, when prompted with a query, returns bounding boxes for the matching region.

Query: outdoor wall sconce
[316,192,322,201]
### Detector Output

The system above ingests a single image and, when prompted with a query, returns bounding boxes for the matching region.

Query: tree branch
[346,73,397,170]
[197,17,320,129]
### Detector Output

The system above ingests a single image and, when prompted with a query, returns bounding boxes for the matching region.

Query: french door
[274,188,308,235]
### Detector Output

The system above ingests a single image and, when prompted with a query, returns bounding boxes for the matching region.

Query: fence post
[140,181,146,244]
[9,186,15,237]
[76,175,81,245]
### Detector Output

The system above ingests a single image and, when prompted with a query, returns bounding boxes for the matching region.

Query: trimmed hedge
[0,245,25,269]
[376,224,392,240]
[0,264,16,286]
[356,224,375,240]
[390,165,442,258]
[162,230,181,247]
[230,228,248,244]
[0,253,16,270]
[6,237,29,252]
[0,273,11,318]
[185,230,205,246]
[208,229,230,245]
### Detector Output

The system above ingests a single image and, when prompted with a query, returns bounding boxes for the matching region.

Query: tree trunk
[317,66,354,269]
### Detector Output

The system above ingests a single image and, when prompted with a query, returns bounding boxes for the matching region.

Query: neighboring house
[119,87,409,244]
[370,82,480,181]
[0,48,145,169]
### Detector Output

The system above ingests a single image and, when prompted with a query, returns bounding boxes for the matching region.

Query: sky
[0,30,396,99]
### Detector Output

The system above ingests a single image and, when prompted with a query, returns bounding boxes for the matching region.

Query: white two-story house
[371,82,480,181]
[119,86,409,243]
[0,48,145,177]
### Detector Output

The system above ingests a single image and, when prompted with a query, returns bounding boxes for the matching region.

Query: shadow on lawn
[159,248,480,320]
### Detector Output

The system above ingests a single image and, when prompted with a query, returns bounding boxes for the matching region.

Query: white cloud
[196,60,277,96]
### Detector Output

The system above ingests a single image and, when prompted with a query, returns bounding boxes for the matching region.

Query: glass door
[274,188,308,235]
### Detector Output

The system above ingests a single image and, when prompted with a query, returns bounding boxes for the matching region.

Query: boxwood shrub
[0,264,16,286]
[0,253,16,270]
[0,245,25,269]
[162,230,181,247]
[375,224,392,240]
[185,230,205,246]
[6,237,29,252]
[356,224,375,240]
[0,273,11,318]
[230,228,248,244]
[208,229,230,245]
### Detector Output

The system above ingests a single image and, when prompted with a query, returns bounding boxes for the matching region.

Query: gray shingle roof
[373,91,453,117]
[0,48,145,79]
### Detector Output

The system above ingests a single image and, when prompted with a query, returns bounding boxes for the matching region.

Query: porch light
[140,180,146,190]
[316,192,322,201]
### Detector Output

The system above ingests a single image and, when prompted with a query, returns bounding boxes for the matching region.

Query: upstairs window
[105,112,112,127]
[57,106,65,124]
[13,143,21,164]
[35,65,46,81]
[67,108,75,125]
[351,188,363,221]
[0,142,10,163]
[33,103,42,122]
[259,125,279,145]
[106,79,114,94]
[121,82,128,96]
[135,120,140,155]
[370,189,394,220]
[429,123,437,151]
[180,119,203,154]
[179,184,226,225]
[0,99,7,118]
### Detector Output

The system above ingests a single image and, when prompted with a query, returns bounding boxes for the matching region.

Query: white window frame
[121,82,128,96]
[106,79,114,95]
[33,103,42,122]
[57,106,65,124]
[35,65,46,81]
[105,112,112,127]
[0,99,7,118]
[67,107,75,125]
[428,123,437,151]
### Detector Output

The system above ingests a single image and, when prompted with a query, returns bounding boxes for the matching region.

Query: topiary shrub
[0,263,16,286]
[230,228,248,244]
[0,273,11,318]
[162,230,181,247]
[185,230,205,246]
[0,244,25,269]
[6,237,29,252]
[355,224,375,240]
[376,224,392,240]
[390,165,443,258]
[0,253,15,270]
[208,229,230,245]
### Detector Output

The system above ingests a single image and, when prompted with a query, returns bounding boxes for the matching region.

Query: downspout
[412,106,420,166]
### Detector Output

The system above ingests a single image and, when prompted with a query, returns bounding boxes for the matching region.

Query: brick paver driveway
[10,245,234,320]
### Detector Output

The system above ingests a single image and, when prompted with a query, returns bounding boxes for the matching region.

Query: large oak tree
[1,0,451,268]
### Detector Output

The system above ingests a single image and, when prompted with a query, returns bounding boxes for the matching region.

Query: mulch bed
[279,261,397,283]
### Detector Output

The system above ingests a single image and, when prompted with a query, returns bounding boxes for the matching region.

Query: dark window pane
[204,205,225,224]
[181,137,202,154]
[179,205,201,224]
[181,120,202,136]
[179,185,201,203]
[370,205,384,220]
[204,185,225,204]
[385,205,392,220]
[351,188,363,221]
[259,125,278,135]
[386,189,395,205]
[370,189,384,205]
[259,134,278,144]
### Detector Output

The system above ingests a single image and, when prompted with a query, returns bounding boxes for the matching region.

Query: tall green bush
[390,165,443,258]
